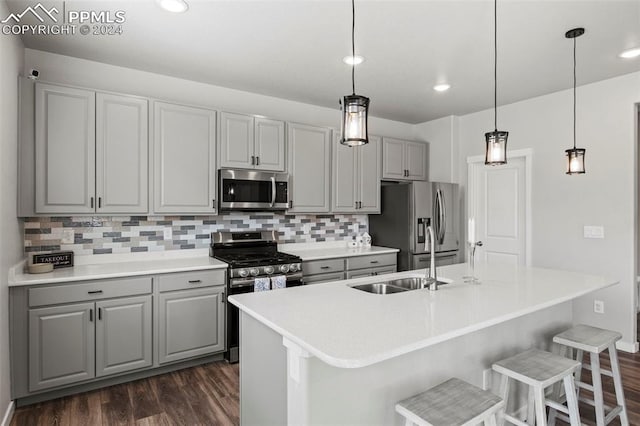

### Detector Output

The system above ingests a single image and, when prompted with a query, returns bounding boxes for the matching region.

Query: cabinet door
[28,303,95,392]
[95,295,152,377]
[331,133,358,213]
[287,123,331,213]
[153,102,217,214]
[357,135,382,213]
[96,93,148,214]
[219,112,254,169]
[405,141,427,181]
[254,117,286,171]
[35,83,96,213]
[159,286,225,364]
[382,138,407,180]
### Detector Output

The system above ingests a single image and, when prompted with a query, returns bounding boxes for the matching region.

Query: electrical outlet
[584,226,605,239]
[482,368,492,390]
[594,300,605,314]
[61,229,74,244]
[163,228,172,240]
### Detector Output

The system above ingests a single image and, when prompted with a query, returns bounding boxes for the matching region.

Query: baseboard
[1,400,15,426]
[616,340,639,353]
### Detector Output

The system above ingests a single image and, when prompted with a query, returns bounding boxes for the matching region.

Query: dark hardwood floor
[10,317,640,425]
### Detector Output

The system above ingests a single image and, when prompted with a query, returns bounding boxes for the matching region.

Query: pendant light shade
[565,27,586,175]
[340,0,369,147]
[484,0,508,166]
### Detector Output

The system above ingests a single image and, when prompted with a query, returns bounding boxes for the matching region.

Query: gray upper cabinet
[382,137,427,181]
[28,302,95,392]
[153,101,217,214]
[332,134,381,213]
[96,93,149,214]
[34,83,149,215]
[219,112,285,171]
[95,295,152,377]
[158,286,225,364]
[35,83,96,214]
[287,123,332,213]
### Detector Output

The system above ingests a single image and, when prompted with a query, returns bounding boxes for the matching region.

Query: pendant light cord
[351,0,356,95]
[573,37,576,150]
[493,0,497,132]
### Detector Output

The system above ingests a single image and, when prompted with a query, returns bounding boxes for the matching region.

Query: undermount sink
[350,283,407,294]
[350,276,452,294]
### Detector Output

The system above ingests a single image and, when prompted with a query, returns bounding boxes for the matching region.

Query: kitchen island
[229,262,617,425]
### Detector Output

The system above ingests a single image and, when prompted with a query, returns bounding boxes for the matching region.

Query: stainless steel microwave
[219,169,289,211]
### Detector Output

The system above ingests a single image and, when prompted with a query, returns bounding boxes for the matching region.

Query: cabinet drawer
[28,277,152,307]
[346,253,396,271]
[303,272,345,285]
[157,270,226,292]
[346,265,396,280]
[303,258,345,276]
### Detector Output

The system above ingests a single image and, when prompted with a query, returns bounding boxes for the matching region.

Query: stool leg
[563,374,581,426]
[608,344,629,425]
[486,413,498,426]
[590,351,605,426]
[527,387,536,425]
[533,385,547,426]
[548,345,568,426]
[498,374,510,426]
[574,349,583,400]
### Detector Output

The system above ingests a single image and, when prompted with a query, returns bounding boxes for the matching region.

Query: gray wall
[417,71,640,348]
[0,0,24,420]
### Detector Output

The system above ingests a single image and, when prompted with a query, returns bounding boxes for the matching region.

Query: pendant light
[565,27,586,175]
[340,0,370,147]
[484,0,508,165]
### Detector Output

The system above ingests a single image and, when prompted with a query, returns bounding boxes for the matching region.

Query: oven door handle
[229,272,304,289]
[270,176,276,208]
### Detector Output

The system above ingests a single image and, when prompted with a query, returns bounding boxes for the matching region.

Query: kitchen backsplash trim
[23,214,368,256]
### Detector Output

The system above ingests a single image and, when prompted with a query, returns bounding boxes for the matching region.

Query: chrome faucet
[423,225,438,291]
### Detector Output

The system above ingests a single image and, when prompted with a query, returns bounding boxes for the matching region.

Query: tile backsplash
[24,214,368,256]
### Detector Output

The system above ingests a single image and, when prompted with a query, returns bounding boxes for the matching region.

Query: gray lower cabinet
[95,295,152,377]
[159,286,225,364]
[28,302,96,392]
[302,253,398,284]
[346,265,396,279]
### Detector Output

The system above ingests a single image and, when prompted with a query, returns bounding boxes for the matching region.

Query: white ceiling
[8,0,640,123]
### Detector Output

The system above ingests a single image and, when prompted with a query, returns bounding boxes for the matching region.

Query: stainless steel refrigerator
[369,182,460,272]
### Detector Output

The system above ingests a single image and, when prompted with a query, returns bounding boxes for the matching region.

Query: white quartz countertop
[229,262,617,369]
[280,244,399,261]
[10,252,227,286]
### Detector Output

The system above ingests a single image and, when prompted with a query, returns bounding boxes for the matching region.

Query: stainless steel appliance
[369,182,459,272]
[210,231,303,363]
[219,169,289,211]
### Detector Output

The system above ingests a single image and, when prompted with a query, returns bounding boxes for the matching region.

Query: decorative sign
[33,251,74,269]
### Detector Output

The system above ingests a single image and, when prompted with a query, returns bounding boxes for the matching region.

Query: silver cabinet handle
[221,292,226,303]
[89,309,93,322]
[256,156,260,166]
[88,290,103,295]
[370,260,379,264]
[90,197,94,208]
[98,307,102,321]
[251,155,255,165]
[212,199,216,208]
[188,279,202,284]
[270,176,276,208]
[320,266,331,270]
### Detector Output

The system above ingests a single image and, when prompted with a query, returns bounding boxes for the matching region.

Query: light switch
[583,225,605,239]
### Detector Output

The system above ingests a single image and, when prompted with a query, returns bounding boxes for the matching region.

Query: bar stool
[395,377,504,426]
[549,324,629,426]
[492,349,581,426]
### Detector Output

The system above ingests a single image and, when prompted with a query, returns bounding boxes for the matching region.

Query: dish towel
[271,275,287,290]
[254,277,271,292]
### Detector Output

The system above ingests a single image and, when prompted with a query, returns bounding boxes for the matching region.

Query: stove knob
[289,263,299,272]
[264,266,274,275]
[238,269,249,278]
[279,264,290,273]
[249,268,260,277]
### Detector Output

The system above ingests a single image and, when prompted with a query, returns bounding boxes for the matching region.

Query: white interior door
[468,153,530,266]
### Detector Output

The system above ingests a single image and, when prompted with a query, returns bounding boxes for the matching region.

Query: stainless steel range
[210,231,303,363]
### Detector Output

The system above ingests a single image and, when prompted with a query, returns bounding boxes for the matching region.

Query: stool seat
[396,378,504,426]
[493,349,581,387]
[553,324,621,353]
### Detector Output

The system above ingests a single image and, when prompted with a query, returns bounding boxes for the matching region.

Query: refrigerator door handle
[437,189,446,244]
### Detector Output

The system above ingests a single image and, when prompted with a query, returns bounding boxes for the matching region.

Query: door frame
[466,148,533,267]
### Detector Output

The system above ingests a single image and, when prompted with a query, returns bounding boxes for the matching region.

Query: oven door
[219,169,289,211]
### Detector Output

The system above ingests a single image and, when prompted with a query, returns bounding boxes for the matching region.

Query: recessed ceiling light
[433,84,451,92]
[157,0,188,13]
[619,47,640,59]
[342,55,364,65]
